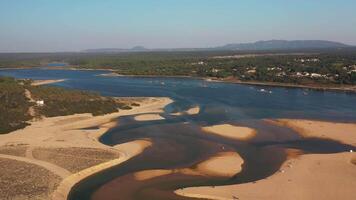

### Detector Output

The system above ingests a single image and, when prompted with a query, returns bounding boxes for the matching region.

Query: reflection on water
[1,69,356,200]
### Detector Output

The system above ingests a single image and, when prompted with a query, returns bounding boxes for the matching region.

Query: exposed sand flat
[31,79,66,86]
[133,151,243,181]
[196,152,243,177]
[134,169,173,181]
[202,124,256,140]
[176,152,356,200]
[272,119,356,146]
[177,119,356,200]
[0,97,172,200]
[171,106,200,116]
[134,114,165,121]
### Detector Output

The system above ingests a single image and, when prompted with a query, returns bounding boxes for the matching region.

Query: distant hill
[215,40,350,50]
[83,46,148,53]
[82,40,351,53]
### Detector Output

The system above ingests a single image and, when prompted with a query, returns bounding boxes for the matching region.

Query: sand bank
[202,124,256,140]
[272,119,356,146]
[171,106,200,116]
[133,151,243,182]
[196,152,243,177]
[177,119,356,200]
[31,79,66,86]
[0,97,172,200]
[176,152,356,200]
[134,114,165,121]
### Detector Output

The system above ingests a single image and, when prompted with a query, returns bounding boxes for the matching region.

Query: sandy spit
[31,79,67,86]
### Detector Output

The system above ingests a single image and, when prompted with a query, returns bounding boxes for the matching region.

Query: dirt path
[0,153,71,179]
[24,89,36,117]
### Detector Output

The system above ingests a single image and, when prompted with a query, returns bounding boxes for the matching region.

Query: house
[247,69,256,74]
[311,73,322,78]
[36,100,45,106]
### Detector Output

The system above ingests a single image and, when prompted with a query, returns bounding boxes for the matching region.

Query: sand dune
[202,124,256,140]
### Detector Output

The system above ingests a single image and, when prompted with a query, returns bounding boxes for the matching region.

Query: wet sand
[176,119,356,200]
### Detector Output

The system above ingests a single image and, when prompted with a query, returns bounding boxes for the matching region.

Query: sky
[0,0,356,52]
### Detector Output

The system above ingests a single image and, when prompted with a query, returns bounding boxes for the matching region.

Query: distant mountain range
[82,40,351,53]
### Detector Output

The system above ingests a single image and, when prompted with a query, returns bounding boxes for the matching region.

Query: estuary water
[1,68,356,200]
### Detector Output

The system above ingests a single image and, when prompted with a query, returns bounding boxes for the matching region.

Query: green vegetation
[1,48,356,86]
[0,76,131,134]
[29,86,122,117]
[0,77,31,134]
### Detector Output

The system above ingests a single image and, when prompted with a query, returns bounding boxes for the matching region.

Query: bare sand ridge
[202,124,256,140]
[31,79,67,86]
[0,97,172,200]
[176,120,356,200]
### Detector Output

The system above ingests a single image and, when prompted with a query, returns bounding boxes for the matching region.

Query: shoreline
[176,119,356,200]
[0,97,173,200]
[31,79,67,86]
[205,78,356,93]
[2,67,355,92]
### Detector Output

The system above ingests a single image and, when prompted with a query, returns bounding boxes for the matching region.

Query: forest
[0,77,131,134]
[1,48,356,85]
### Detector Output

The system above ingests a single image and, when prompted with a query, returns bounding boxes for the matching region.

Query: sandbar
[177,119,356,200]
[202,124,256,140]
[31,79,66,86]
[134,114,165,121]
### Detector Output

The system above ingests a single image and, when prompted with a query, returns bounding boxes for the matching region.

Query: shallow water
[1,68,356,200]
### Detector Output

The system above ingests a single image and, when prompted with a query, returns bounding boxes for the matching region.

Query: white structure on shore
[36,100,45,106]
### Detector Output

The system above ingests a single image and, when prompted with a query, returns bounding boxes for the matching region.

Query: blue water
[1,68,356,200]
[1,68,355,121]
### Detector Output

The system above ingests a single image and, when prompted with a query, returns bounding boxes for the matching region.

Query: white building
[36,100,45,106]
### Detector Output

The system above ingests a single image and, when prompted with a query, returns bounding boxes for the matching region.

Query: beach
[31,79,67,86]
[0,97,172,200]
[176,119,356,200]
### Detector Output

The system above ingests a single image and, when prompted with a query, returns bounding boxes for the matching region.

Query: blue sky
[0,0,355,52]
